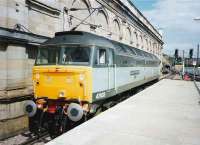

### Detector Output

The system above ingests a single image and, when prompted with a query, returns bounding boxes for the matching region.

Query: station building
[0,0,163,139]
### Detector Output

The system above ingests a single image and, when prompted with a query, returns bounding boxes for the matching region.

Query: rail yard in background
[0,0,199,145]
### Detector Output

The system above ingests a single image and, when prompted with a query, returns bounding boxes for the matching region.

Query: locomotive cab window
[61,46,91,65]
[36,47,60,65]
[35,45,91,66]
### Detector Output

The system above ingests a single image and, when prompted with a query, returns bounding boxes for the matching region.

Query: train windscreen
[61,46,91,65]
[35,46,91,65]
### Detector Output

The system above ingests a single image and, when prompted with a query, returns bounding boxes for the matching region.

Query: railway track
[19,132,50,145]
[0,131,50,145]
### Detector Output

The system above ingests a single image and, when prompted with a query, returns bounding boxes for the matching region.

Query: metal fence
[185,67,200,75]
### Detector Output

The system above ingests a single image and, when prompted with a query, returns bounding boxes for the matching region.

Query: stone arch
[156,43,159,54]
[153,42,156,54]
[69,0,91,31]
[71,0,91,10]
[133,31,138,47]
[145,38,148,51]
[158,45,162,56]
[139,34,143,49]
[155,44,157,54]
[96,9,109,35]
[125,26,132,44]
[111,18,121,40]
[149,41,152,52]
[156,44,158,54]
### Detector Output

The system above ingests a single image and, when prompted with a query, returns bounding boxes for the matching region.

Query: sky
[132,0,200,57]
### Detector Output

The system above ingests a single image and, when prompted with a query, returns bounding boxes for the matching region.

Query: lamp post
[193,18,200,80]
[182,50,185,79]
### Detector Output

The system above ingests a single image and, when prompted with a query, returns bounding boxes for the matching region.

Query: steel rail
[19,132,49,145]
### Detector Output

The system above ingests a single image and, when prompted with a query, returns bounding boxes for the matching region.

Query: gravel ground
[0,134,29,145]
[0,132,51,145]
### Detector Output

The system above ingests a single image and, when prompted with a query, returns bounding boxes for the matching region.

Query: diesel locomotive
[24,31,160,137]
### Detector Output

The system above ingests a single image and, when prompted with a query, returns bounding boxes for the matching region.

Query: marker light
[35,73,40,79]
[79,74,85,81]
[59,91,65,98]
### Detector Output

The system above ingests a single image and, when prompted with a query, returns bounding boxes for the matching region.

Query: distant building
[162,53,174,66]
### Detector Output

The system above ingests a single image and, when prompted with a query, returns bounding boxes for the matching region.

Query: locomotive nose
[24,100,37,117]
[67,103,83,122]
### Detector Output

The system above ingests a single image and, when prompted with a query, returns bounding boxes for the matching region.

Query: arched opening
[152,42,155,54]
[158,44,161,55]
[125,27,132,44]
[157,44,159,54]
[69,0,91,31]
[139,35,143,49]
[96,10,109,36]
[111,19,121,40]
[145,38,148,51]
[149,41,152,52]
[133,31,138,47]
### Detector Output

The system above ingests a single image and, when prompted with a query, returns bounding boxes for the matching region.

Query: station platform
[195,81,200,94]
[47,79,200,145]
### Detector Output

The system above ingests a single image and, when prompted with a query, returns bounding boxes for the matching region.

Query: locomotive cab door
[93,47,115,100]
[107,48,115,92]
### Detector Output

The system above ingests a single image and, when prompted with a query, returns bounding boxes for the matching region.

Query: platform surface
[47,79,200,145]
[195,81,200,93]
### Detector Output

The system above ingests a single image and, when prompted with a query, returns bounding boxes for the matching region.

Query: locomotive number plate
[96,92,106,99]
[130,70,140,76]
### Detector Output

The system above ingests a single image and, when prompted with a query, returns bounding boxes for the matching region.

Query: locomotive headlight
[35,73,40,79]
[79,74,85,81]
[59,91,65,98]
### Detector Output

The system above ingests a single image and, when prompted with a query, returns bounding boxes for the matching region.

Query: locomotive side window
[98,49,106,64]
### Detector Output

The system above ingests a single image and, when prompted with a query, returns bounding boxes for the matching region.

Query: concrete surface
[194,81,200,95]
[47,79,200,145]
[173,74,182,80]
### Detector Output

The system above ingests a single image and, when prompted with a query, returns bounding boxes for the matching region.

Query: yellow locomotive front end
[24,43,94,137]
[33,65,92,102]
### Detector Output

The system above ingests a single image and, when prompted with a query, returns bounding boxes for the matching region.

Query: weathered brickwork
[0,115,28,140]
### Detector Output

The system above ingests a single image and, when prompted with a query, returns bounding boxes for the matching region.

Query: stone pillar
[0,43,7,91]
[6,45,27,90]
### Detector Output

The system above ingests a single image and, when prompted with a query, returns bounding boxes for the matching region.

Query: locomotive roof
[42,31,159,60]
[42,31,115,49]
